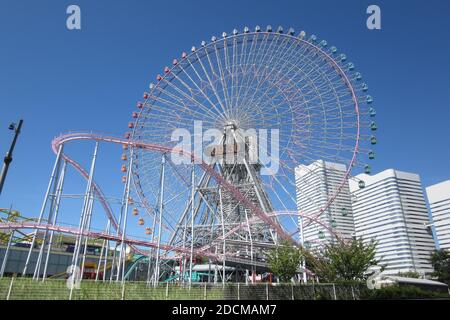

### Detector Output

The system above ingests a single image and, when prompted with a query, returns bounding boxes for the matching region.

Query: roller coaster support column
[80,175,97,277]
[95,220,110,281]
[102,229,111,281]
[0,207,14,278]
[153,154,166,286]
[244,209,255,284]
[218,188,226,287]
[35,160,66,279]
[181,209,188,285]
[41,160,67,280]
[0,119,23,196]
[70,142,98,299]
[109,191,126,282]
[208,211,216,283]
[214,247,218,284]
[22,144,63,277]
[146,204,158,285]
[116,146,134,283]
[147,168,164,285]
[299,216,307,284]
[71,143,98,268]
[188,163,195,288]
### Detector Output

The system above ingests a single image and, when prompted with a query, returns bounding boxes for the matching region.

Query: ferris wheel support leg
[230,129,269,211]
[41,160,67,281]
[70,142,99,299]
[167,140,223,264]
[168,137,223,248]
[153,154,166,287]
[116,147,134,284]
[231,129,279,243]
[168,169,209,247]
[244,156,278,244]
[22,144,64,277]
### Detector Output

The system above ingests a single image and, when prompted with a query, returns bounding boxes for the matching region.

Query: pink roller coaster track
[51,132,293,241]
[0,132,342,267]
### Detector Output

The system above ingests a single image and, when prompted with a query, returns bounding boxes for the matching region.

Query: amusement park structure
[0,26,376,292]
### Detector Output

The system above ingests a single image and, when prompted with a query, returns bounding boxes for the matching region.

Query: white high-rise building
[295,160,354,250]
[349,169,435,275]
[426,180,450,251]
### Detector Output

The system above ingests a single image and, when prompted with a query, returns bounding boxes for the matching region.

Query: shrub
[361,285,450,300]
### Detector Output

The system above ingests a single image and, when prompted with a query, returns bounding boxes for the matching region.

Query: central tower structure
[167,123,280,283]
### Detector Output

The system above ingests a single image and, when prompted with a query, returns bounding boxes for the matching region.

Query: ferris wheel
[124,25,376,272]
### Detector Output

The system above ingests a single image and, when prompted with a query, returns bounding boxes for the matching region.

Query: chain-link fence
[0,277,370,300]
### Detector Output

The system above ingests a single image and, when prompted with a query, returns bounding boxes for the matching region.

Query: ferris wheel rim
[128,27,366,241]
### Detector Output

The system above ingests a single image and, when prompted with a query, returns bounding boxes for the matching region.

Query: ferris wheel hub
[224,121,237,130]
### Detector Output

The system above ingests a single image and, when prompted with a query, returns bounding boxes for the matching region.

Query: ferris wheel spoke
[174,64,227,121]
[159,73,225,122]
[246,43,340,112]
[241,36,312,109]
[236,32,279,110]
[149,90,219,124]
[230,35,239,112]
[202,46,230,113]
[239,34,293,110]
[197,46,230,119]
[217,38,233,114]
[246,54,326,115]
[233,33,259,110]
[170,71,223,115]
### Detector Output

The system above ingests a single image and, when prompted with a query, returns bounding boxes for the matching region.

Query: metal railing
[0,277,369,300]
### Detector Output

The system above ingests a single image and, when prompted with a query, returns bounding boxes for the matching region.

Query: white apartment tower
[426,180,450,251]
[295,160,355,250]
[349,169,435,275]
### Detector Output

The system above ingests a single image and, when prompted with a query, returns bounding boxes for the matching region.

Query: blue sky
[0,0,450,225]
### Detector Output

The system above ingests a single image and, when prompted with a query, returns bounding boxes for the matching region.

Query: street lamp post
[0,119,24,195]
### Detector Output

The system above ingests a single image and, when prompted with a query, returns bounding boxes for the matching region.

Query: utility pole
[0,119,23,195]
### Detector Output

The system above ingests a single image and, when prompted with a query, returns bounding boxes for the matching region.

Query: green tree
[430,249,450,285]
[0,209,20,244]
[303,238,379,282]
[0,209,36,244]
[266,240,301,282]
